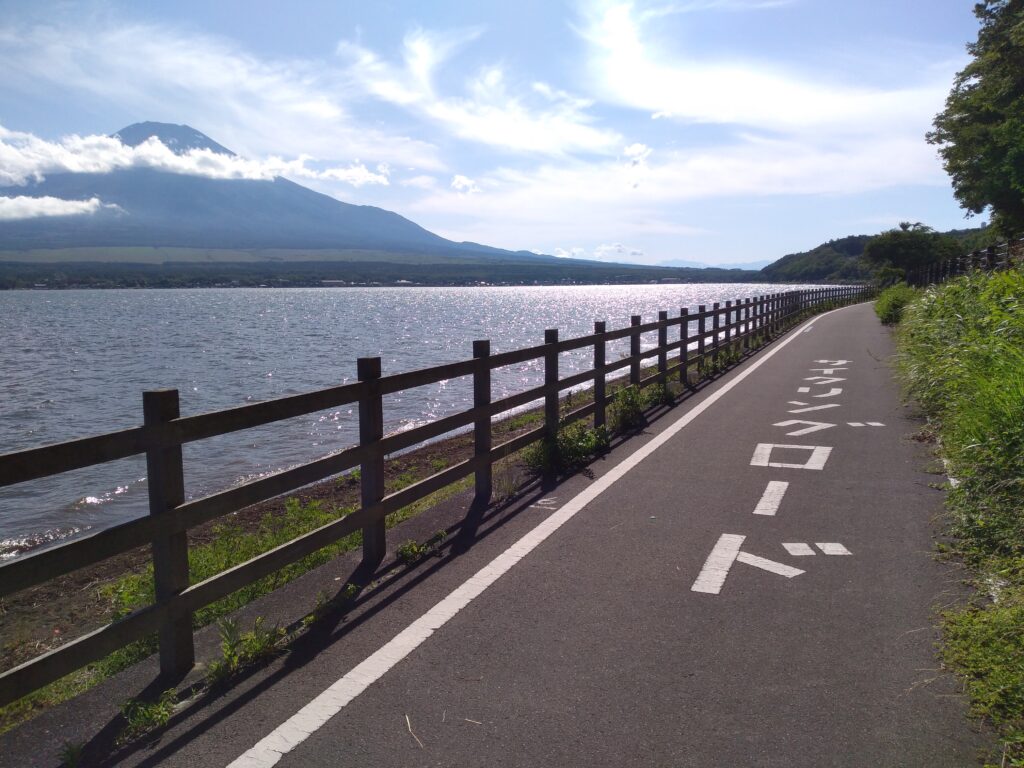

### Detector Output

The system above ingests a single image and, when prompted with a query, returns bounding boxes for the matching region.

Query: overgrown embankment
[886,273,1024,765]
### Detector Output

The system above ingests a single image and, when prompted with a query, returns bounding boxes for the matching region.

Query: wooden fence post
[697,305,707,373]
[472,340,491,504]
[743,299,752,351]
[711,302,721,368]
[657,310,668,388]
[143,389,194,679]
[679,308,690,388]
[594,321,607,429]
[630,316,641,386]
[357,357,386,568]
[724,301,732,353]
[544,329,559,441]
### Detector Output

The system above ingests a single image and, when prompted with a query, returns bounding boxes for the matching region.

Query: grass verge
[893,267,1024,765]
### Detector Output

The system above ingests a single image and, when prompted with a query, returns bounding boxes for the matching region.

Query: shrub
[609,385,644,432]
[874,283,918,325]
[522,421,610,475]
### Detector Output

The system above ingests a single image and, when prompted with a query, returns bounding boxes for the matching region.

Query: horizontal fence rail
[905,237,1023,287]
[0,285,870,707]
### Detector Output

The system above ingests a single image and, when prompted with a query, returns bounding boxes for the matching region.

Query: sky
[0,0,986,266]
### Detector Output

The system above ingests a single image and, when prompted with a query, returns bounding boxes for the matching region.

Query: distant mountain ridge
[0,122,561,263]
[760,226,993,282]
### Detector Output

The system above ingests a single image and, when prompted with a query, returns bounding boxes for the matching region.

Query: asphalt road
[2,302,988,767]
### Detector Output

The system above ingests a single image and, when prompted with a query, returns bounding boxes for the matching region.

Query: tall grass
[895,268,1024,764]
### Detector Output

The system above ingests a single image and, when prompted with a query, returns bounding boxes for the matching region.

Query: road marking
[735,551,805,577]
[803,376,846,385]
[809,367,847,374]
[753,481,789,515]
[782,542,853,556]
[815,359,850,365]
[227,303,859,768]
[782,543,815,556]
[773,419,835,436]
[797,386,811,393]
[690,534,745,594]
[691,536,805,594]
[847,422,885,428]
[750,443,833,470]
[816,543,852,555]
[811,387,843,398]
[529,497,560,509]
[787,402,840,414]
[867,421,885,427]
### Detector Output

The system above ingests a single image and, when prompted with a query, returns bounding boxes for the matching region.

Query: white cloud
[0,125,390,187]
[410,131,944,251]
[0,195,119,220]
[401,174,439,190]
[581,3,951,136]
[623,143,652,166]
[554,246,587,258]
[451,174,481,194]
[640,0,795,17]
[552,243,645,261]
[595,242,645,259]
[337,30,620,155]
[0,17,442,170]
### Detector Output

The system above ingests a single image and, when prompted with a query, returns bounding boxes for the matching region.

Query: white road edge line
[227,303,860,768]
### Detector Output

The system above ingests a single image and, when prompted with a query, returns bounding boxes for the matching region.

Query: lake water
[0,283,822,557]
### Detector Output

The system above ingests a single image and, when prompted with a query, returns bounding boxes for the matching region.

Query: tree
[927,0,1024,235]
[862,223,964,275]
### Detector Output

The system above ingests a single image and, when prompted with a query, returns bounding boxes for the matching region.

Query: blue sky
[0,0,984,265]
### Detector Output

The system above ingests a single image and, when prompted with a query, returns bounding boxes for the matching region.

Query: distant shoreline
[0,258,784,290]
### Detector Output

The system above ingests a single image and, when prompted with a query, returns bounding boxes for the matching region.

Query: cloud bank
[0,125,390,188]
[0,195,119,220]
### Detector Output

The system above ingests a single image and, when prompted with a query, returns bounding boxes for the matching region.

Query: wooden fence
[0,285,870,707]
[906,237,1024,286]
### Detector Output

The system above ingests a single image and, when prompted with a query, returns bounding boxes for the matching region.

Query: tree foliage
[927,0,1024,235]
[862,222,964,273]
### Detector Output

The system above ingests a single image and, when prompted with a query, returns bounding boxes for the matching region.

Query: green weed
[395,530,447,565]
[58,741,84,767]
[302,582,361,629]
[205,617,285,687]
[117,688,176,745]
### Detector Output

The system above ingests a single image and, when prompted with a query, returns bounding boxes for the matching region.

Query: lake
[0,283,823,557]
